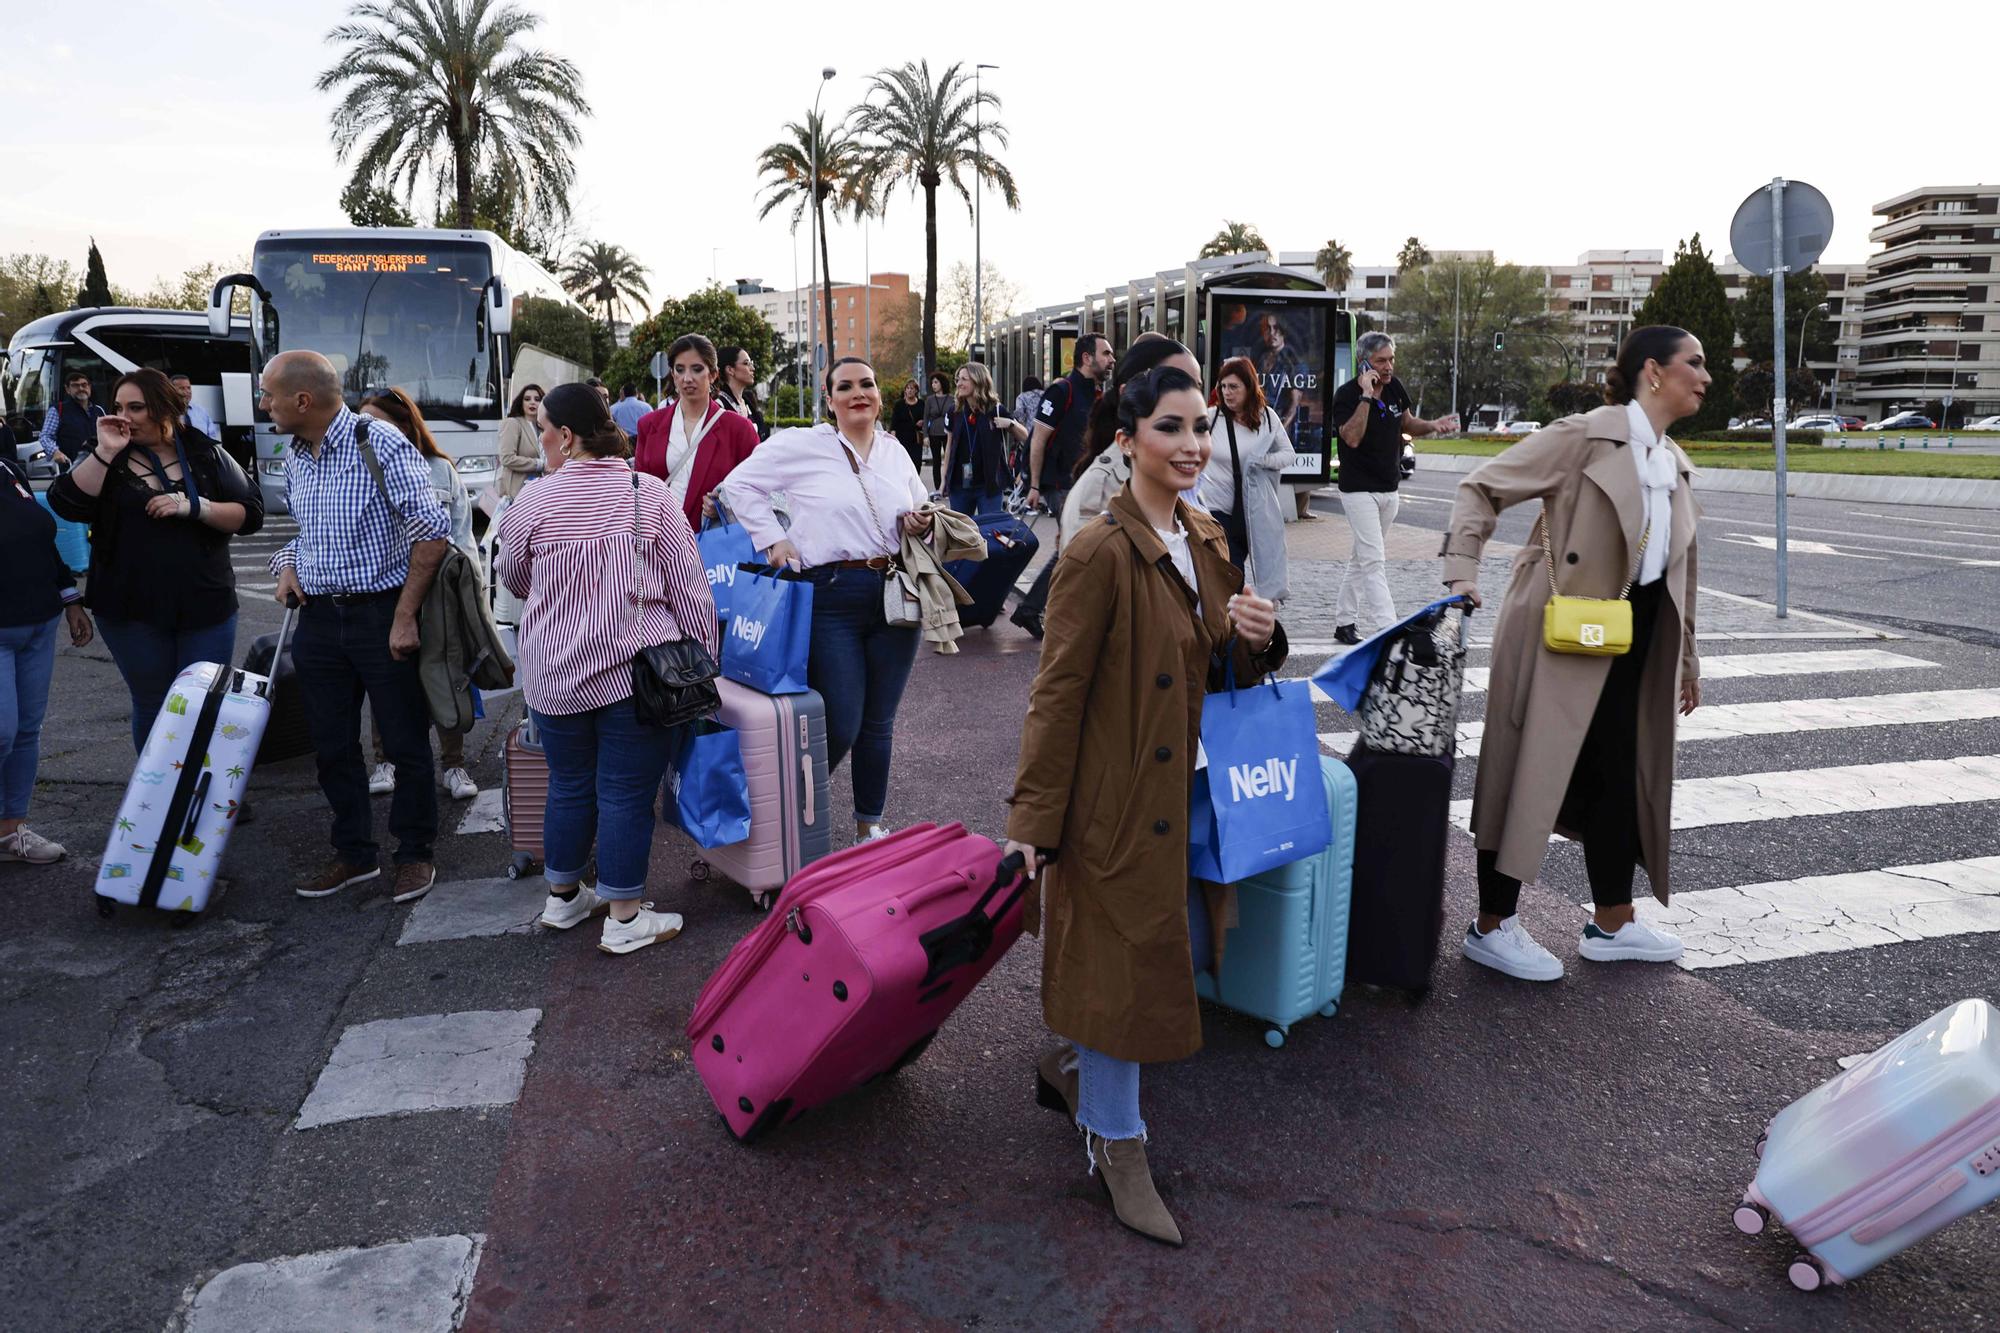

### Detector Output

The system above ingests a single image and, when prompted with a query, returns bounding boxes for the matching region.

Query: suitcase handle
[916,853,1027,986]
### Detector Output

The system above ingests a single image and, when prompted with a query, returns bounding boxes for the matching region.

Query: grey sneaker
[368,763,396,795]
[0,826,66,864]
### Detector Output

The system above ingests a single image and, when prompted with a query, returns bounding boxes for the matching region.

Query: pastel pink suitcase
[1734,997,2000,1289]
[692,678,832,908]
[687,823,1026,1142]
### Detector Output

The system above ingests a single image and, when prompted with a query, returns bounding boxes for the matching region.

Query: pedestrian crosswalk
[230,515,296,593]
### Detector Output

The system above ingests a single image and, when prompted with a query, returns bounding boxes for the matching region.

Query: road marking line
[1464,648,1937,693]
[1719,516,2000,554]
[294,1009,541,1130]
[179,1234,484,1333]
[1694,588,1898,639]
[1847,511,2000,534]
[455,788,505,835]
[1721,534,1888,560]
[1452,753,2000,834]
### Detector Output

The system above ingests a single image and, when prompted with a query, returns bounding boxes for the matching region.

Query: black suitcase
[242,626,314,764]
[1343,746,1453,1000]
[945,512,1039,629]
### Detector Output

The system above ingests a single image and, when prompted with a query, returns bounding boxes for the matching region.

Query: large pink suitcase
[1734,998,2000,1290]
[687,823,1026,1142]
[692,678,832,908]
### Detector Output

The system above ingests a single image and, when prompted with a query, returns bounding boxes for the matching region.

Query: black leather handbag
[627,476,720,729]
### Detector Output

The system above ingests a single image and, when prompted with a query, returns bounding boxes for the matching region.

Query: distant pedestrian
[588,377,611,408]
[1006,365,1285,1246]
[1328,332,1459,643]
[944,363,1026,516]
[1012,333,1116,639]
[1202,356,1297,604]
[357,388,480,803]
[262,350,452,905]
[1062,336,1200,540]
[1012,375,1044,437]
[1443,325,1706,982]
[499,383,717,955]
[169,374,220,442]
[715,346,770,441]
[922,372,953,491]
[890,379,924,472]
[497,384,545,500]
[38,370,103,467]
[0,453,94,865]
[52,368,264,752]
[633,334,759,528]
[720,357,933,844]
[610,382,649,438]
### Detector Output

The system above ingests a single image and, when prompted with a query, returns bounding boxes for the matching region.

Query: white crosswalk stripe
[1464,648,1937,693]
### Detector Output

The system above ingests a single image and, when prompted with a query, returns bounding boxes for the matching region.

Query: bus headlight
[259,459,286,476]
[454,455,498,474]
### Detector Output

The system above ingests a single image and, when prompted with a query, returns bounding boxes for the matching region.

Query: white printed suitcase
[1734,997,2000,1289]
[692,677,831,908]
[95,606,297,919]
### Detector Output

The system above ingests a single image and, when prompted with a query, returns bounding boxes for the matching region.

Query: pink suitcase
[687,823,1027,1142]
[1734,998,2000,1289]
[691,677,831,908]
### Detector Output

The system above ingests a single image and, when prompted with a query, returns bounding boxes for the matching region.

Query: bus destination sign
[309,252,433,273]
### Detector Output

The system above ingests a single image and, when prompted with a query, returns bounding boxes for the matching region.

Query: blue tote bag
[697,511,759,624]
[719,565,814,695]
[1190,662,1330,883]
[663,720,753,848]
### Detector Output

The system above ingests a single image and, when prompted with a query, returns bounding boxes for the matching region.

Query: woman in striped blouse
[498,384,719,956]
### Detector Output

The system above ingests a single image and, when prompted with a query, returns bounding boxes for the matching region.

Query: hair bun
[1603,366,1631,406]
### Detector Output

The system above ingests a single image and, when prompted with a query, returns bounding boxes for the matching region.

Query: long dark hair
[1073,334,1195,481]
[541,382,630,458]
[1606,326,1691,405]
[360,388,446,463]
[717,344,759,416]
[507,383,544,418]
[110,367,185,445]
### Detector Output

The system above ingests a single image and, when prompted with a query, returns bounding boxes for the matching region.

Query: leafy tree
[511,294,594,367]
[1545,380,1606,418]
[1394,256,1566,417]
[317,0,589,231]
[78,238,112,307]
[756,110,869,375]
[1314,239,1353,292]
[938,260,1020,350]
[339,177,417,228]
[1733,270,1834,366]
[1199,220,1267,259]
[1735,361,1821,418]
[1397,237,1432,272]
[559,241,651,342]
[853,59,1019,391]
[0,254,76,341]
[601,285,779,401]
[1632,233,1736,434]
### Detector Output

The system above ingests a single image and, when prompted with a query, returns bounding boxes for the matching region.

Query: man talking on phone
[1328,332,1458,644]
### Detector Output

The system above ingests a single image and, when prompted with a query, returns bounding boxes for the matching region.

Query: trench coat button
[1155,746,1172,762]
[1566,551,1580,565]
[1152,819,1170,835]
[1156,673,1173,688]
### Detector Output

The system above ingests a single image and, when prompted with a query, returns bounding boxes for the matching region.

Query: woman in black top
[0,457,94,864]
[715,345,770,442]
[944,362,1027,516]
[52,367,263,751]
[890,379,925,473]
[922,372,953,491]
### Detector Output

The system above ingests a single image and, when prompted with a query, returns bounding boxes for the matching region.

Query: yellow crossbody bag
[1539,511,1648,656]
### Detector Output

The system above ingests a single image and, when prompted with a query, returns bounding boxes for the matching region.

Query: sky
[7,0,1996,320]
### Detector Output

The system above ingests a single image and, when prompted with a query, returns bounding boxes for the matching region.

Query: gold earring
[1650,379,1661,392]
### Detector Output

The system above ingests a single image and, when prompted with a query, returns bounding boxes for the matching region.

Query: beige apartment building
[1848,185,2000,423]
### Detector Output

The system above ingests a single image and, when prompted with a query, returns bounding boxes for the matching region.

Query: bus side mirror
[207,277,237,337]
[488,277,512,337]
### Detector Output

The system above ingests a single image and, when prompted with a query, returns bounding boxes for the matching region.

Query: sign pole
[1769,177,1790,619]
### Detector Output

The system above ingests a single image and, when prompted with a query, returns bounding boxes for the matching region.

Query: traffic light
[1493,331,1505,351]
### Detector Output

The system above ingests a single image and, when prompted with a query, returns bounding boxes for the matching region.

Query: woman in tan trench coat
[1006,363,1285,1247]
[1440,326,1708,982]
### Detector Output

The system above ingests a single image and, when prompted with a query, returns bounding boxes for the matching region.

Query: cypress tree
[78,238,113,308]
[1632,233,1735,435]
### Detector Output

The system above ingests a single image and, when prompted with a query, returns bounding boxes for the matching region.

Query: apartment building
[1848,185,2000,423]
[734,272,912,366]
[1714,260,1867,415]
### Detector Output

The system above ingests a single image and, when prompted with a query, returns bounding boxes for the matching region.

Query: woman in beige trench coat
[1439,326,1709,982]
[1005,363,1285,1247]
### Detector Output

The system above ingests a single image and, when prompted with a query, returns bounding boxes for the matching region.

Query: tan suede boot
[1034,1048,1079,1120]
[1088,1132,1183,1246]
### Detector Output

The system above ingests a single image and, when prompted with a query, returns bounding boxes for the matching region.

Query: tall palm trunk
[920,181,939,378]
[816,191,835,380]
[452,125,475,228]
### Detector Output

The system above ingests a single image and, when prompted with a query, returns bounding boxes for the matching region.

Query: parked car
[1399,442,1416,480]
[1836,415,1866,431]
[1498,420,1541,436]
[1739,418,1772,430]
[1872,412,1936,430]
[1787,416,1843,432]
[1966,415,2000,431]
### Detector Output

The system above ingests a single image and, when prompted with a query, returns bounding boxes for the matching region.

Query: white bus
[208,227,580,513]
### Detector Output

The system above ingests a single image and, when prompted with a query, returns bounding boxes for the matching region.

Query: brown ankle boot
[1034,1049,1079,1120]
[1088,1132,1183,1246]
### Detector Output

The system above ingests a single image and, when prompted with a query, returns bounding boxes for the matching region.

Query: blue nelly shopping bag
[663,720,753,848]
[720,565,814,695]
[697,506,759,625]
[1190,672,1331,883]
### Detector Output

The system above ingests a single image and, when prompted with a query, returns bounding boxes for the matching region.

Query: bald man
[261,351,452,904]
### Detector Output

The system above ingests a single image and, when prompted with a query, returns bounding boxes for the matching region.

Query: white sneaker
[598,904,683,955]
[0,826,66,864]
[1579,917,1684,964]
[1462,916,1564,982]
[443,767,479,800]
[368,763,396,795]
[860,823,891,843]
[540,884,605,930]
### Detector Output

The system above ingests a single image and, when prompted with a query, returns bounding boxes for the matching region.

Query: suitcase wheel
[507,851,538,881]
[1755,1129,1769,1159]
[1787,1256,1826,1292]
[752,890,774,912]
[1264,1027,1286,1050]
[1318,1001,1338,1019]
[95,896,115,920]
[169,911,196,930]
[690,859,711,883]
[1733,1201,1769,1236]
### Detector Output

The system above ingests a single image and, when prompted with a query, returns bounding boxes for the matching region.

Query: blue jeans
[292,593,436,866]
[1074,884,1215,1142]
[0,615,59,821]
[96,614,239,753]
[949,487,1005,517]
[805,569,920,823]
[531,697,676,900]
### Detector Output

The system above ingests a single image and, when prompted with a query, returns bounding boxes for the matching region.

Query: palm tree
[851,60,1019,378]
[559,242,651,342]
[756,110,870,377]
[1314,239,1354,293]
[1199,221,1268,260]
[317,0,590,231]
[1397,237,1433,272]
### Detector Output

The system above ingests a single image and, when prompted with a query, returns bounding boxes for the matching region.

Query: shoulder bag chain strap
[1539,506,1650,602]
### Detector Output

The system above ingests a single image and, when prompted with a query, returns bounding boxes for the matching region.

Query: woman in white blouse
[1200,356,1299,605]
[719,357,934,843]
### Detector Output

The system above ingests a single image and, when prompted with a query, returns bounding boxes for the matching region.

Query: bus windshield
[253,240,500,422]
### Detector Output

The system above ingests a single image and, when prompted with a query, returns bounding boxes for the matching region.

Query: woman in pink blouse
[498,384,718,956]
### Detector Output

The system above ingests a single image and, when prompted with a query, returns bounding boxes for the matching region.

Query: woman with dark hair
[1061,334,1201,537]
[1202,356,1298,602]
[634,333,760,528]
[922,371,953,492]
[715,345,769,441]
[719,357,934,844]
[498,383,545,500]
[359,389,479,802]
[890,379,925,473]
[52,367,263,752]
[1005,365,1285,1246]
[499,383,717,957]
[944,362,1027,515]
[1441,325,1707,983]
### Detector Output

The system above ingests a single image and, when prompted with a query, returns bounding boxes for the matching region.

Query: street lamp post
[1798,300,1828,370]
[809,66,835,422]
[974,64,998,361]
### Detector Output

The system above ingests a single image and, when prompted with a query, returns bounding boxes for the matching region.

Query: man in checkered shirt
[263,351,452,905]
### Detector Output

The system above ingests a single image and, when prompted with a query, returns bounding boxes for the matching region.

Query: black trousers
[1478,578,1666,917]
[1211,510,1250,568]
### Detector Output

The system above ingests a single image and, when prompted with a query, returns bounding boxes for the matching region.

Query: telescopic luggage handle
[917,852,1028,986]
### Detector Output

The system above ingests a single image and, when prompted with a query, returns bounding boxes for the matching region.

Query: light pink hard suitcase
[691,677,831,908]
[687,823,1026,1142]
[1734,997,2000,1290]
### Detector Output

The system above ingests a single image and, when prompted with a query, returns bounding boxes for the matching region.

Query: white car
[1968,415,2000,432]
[1497,420,1541,436]
[1787,416,1843,432]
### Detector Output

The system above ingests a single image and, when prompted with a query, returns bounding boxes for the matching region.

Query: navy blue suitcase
[946,512,1039,629]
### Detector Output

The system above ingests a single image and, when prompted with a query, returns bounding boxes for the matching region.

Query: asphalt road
[5,484,1999,1332]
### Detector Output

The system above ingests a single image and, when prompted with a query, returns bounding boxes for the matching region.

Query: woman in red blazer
[633,333,759,528]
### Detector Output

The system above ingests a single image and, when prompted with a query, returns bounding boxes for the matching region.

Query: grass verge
[1415,439,2000,479]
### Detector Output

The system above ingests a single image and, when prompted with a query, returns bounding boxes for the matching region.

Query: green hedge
[1684,430,1824,447]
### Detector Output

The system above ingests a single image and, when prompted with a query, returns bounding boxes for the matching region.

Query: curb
[1414,454,2000,511]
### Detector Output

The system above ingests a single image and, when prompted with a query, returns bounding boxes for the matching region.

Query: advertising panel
[1207,291,1352,486]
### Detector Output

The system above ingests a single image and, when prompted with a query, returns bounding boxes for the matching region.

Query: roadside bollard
[1878,432,1887,450]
